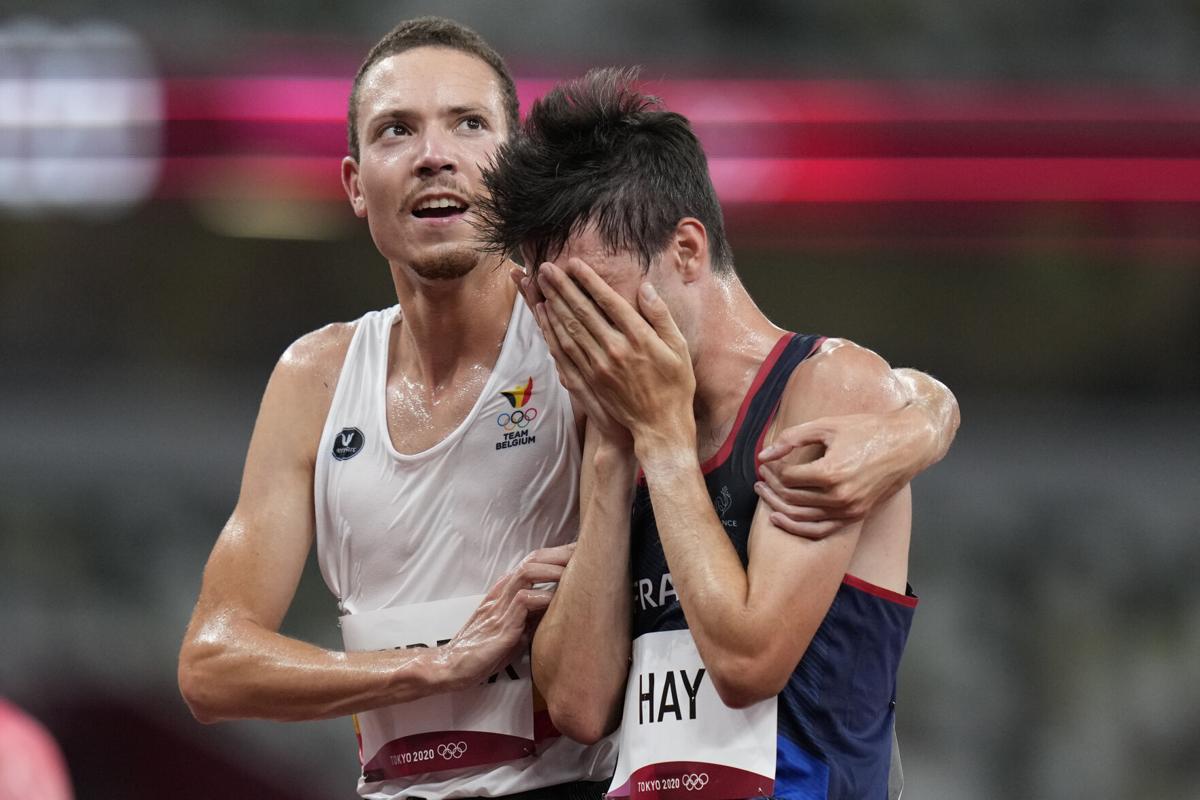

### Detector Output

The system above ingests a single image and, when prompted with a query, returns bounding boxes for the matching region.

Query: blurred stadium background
[2,1,1197,798]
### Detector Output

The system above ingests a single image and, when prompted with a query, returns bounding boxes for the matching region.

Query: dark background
[2,2,1198,798]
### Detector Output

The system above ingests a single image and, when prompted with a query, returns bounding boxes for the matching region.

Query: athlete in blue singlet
[479,68,938,799]
[625,332,916,797]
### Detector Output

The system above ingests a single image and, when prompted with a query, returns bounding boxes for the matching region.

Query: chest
[382,365,494,454]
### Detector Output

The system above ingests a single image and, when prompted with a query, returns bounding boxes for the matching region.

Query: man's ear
[671,217,709,284]
[341,156,367,218]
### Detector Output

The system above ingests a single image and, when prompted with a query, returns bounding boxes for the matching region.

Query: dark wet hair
[476,66,732,274]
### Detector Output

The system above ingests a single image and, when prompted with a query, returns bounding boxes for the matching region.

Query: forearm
[893,367,960,471]
[532,440,636,743]
[178,615,455,724]
[636,437,758,671]
[638,432,859,708]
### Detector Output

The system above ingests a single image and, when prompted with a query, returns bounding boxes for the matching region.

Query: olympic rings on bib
[496,407,538,430]
[682,773,709,791]
[437,741,468,759]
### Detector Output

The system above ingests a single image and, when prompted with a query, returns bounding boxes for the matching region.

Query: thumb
[759,421,827,462]
[637,282,684,345]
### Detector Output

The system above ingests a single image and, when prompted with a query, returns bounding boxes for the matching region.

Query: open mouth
[412,197,469,219]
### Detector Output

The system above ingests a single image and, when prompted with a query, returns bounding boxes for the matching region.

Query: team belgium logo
[495,377,538,451]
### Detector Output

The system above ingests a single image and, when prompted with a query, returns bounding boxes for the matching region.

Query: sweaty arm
[178,327,561,723]
[525,267,638,744]
[754,364,958,538]
[530,423,636,744]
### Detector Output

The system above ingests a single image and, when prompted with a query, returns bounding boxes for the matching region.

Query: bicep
[744,495,862,671]
[742,342,902,665]
[190,356,325,635]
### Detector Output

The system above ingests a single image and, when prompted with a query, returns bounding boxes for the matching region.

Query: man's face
[346,46,508,280]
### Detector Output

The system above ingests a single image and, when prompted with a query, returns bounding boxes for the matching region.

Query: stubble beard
[409,244,480,281]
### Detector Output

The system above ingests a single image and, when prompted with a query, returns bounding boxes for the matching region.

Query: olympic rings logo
[496,407,538,430]
[437,741,468,760]
[681,773,709,791]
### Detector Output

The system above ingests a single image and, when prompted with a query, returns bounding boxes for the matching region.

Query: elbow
[536,660,622,745]
[177,643,225,724]
[531,637,622,745]
[542,683,618,746]
[706,652,789,711]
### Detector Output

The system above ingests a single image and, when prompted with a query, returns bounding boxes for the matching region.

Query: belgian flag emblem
[500,377,534,409]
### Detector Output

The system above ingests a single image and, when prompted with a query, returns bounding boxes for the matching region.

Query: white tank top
[314,297,614,798]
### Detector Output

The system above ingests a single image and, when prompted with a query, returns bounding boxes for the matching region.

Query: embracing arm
[178,328,560,723]
[754,359,959,538]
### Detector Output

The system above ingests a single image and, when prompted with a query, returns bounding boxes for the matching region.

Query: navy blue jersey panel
[625,331,918,800]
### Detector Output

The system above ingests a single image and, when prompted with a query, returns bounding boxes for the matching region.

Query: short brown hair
[477,67,733,274]
[346,17,519,161]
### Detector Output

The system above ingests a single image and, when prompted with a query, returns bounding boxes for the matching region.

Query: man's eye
[383,123,410,137]
[459,117,485,131]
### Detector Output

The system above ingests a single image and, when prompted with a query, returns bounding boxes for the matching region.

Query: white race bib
[608,629,776,799]
[341,595,535,782]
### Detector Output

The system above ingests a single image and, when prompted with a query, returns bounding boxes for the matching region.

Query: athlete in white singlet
[316,301,613,797]
[177,17,959,800]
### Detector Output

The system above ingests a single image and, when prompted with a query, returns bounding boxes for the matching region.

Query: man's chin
[409,246,480,281]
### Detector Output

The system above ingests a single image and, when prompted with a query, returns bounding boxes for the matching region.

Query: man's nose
[413,129,458,178]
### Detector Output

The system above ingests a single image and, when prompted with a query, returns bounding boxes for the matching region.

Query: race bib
[607,629,776,799]
[341,595,535,782]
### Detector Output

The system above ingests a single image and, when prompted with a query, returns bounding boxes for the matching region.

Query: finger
[509,267,539,311]
[524,543,576,567]
[757,466,846,509]
[753,480,833,521]
[759,464,809,502]
[516,588,556,613]
[537,303,590,387]
[758,422,828,462]
[539,262,621,352]
[636,282,687,351]
[759,464,855,513]
[524,273,546,305]
[757,486,859,532]
[564,258,654,341]
[517,562,567,586]
[768,512,844,540]
[544,300,603,377]
[764,456,839,492]
[499,562,567,600]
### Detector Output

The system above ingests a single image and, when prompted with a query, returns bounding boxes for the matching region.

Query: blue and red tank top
[629,332,918,799]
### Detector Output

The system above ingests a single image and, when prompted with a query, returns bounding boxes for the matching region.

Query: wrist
[430,642,474,693]
[633,420,699,477]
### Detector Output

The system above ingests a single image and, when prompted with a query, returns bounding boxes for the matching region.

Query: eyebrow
[367,104,492,127]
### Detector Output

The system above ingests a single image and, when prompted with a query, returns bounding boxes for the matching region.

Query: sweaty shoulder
[276,320,358,397]
[782,338,907,421]
[259,321,360,459]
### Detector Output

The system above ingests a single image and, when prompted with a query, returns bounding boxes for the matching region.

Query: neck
[689,274,784,434]
[388,254,518,387]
